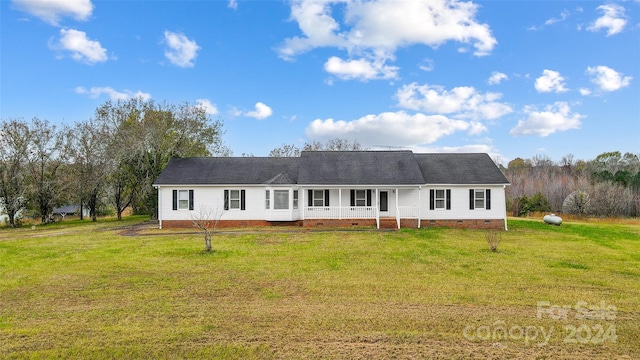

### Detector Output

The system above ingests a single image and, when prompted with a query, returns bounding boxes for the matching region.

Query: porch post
[396,188,400,229]
[156,186,162,229]
[418,186,421,229]
[301,188,305,220]
[339,188,342,220]
[376,188,379,229]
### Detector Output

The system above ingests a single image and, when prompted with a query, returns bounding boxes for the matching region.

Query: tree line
[0,98,226,227]
[504,152,640,217]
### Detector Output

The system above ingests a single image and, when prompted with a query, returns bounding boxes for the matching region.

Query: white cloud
[545,10,570,26]
[587,4,627,36]
[51,28,107,64]
[245,102,273,120]
[395,83,512,120]
[418,58,434,72]
[163,31,200,68]
[528,10,570,31]
[324,56,398,80]
[488,71,508,85]
[196,99,219,115]
[228,0,238,10]
[579,88,592,96]
[305,111,472,147]
[75,86,151,101]
[12,0,93,26]
[586,65,632,92]
[510,102,583,137]
[278,0,497,79]
[534,69,568,93]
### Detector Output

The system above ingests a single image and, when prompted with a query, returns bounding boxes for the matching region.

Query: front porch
[299,187,421,229]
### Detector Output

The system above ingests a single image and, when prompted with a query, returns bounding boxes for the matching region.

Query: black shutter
[469,189,475,210]
[366,190,372,206]
[324,190,330,207]
[241,190,246,210]
[308,190,313,207]
[429,189,435,210]
[224,190,229,210]
[172,190,178,210]
[188,190,194,210]
[446,189,451,210]
[350,190,355,207]
[486,189,491,210]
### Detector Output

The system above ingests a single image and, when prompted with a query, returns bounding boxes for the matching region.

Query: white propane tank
[543,214,562,225]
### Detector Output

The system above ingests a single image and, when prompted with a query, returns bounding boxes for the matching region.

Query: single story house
[153,151,509,230]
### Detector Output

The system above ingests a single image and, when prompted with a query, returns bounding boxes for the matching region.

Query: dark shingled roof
[154,157,299,185]
[414,153,509,184]
[154,152,509,186]
[298,151,425,185]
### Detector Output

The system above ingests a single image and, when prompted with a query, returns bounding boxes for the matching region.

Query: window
[172,189,193,210]
[274,190,289,210]
[435,190,446,209]
[307,190,329,207]
[178,190,190,210]
[355,190,366,206]
[265,190,270,209]
[293,190,298,209]
[350,189,372,207]
[224,190,245,210]
[313,190,325,207]
[230,190,241,209]
[474,189,485,209]
[469,189,491,210]
[429,189,451,210]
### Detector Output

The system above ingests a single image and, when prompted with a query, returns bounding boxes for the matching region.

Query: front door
[380,191,388,212]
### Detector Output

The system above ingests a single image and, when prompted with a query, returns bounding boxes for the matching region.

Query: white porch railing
[304,206,378,219]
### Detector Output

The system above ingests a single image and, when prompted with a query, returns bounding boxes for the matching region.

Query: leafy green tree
[95,98,227,219]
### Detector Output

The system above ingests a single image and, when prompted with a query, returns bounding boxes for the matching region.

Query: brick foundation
[161,220,303,229]
[303,219,377,228]
[420,219,505,230]
[160,218,505,230]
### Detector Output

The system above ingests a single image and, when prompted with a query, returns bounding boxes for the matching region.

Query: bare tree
[304,138,363,151]
[0,119,29,227]
[191,204,224,252]
[269,138,364,157]
[269,143,301,157]
[26,118,68,224]
[68,119,110,222]
[562,190,590,217]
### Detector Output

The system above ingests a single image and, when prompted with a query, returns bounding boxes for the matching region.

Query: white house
[153,151,509,230]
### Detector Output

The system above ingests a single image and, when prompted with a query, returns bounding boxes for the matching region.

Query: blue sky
[1,0,638,163]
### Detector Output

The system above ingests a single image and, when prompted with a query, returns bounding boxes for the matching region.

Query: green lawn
[1,217,638,359]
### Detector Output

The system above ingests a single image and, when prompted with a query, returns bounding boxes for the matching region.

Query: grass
[0,217,639,359]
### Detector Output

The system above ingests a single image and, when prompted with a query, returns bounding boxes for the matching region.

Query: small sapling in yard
[486,230,501,252]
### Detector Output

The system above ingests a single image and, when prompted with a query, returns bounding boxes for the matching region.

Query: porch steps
[379,217,398,229]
